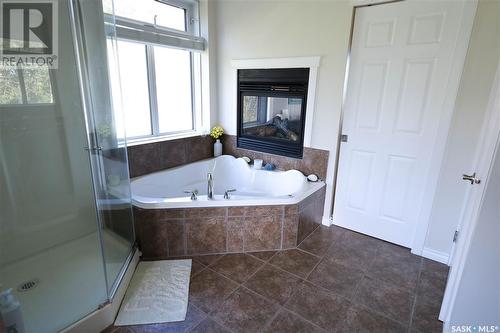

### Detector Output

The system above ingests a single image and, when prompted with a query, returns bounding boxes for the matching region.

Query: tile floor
[103,225,449,333]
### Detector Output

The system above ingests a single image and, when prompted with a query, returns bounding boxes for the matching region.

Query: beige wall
[213,0,351,150]
[425,0,500,257]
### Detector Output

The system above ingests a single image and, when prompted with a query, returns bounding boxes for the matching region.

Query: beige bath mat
[115,260,191,326]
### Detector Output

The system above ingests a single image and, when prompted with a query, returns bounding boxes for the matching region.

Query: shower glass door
[0,0,111,331]
[0,0,135,332]
[72,0,136,295]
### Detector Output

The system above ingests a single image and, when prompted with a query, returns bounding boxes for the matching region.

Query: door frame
[439,58,500,325]
[331,0,478,256]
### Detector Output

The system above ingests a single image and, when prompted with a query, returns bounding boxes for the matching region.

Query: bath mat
[115,260,191,326]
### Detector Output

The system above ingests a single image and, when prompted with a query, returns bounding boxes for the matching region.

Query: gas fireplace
[237,68,309,158]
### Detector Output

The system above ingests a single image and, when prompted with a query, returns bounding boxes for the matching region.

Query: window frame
[106,0,205,144]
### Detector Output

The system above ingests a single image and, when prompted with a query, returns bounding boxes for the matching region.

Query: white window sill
[122,130,209,147]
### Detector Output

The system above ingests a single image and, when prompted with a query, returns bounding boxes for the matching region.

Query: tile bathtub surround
[127,134,329,180]
[134,186,326,259]
[103,225,449,333]
[222,134,330,180]
[127,135,213,177]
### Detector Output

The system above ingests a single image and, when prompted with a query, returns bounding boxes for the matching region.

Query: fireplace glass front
[237,68,309,158]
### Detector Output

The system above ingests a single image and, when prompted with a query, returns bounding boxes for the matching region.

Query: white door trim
[439,58,500,325]
[408,0,478,255]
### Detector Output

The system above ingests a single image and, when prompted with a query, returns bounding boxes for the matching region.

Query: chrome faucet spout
[207,173,214,199]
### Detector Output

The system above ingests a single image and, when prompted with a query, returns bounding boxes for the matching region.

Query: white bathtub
[131,155,325,209]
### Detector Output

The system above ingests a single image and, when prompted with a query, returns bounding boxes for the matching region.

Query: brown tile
[297,206,320,244]
[228,206,246,217]
[240,149,264,162]
[353,276,414,323]
[227,217,244,252]
[186,217,227,254]
[210,254,264,283]
[127,143,161,177]
[222,134,236,156]
[130,303,204,333]
[157,209,185,220]
[244,205,283,216]
[185,207,227,218]
[342,229,381,253]
[285,282,351,331]
[247,250,277,261]
[268,154,298,171]
[298,226,337,256]
[421,258,449,279]
[263,309,324,333]
[284,204,299,215]
[282,214,299,249]
[411,296,443,333]
[166,219,185,256]
[214,287,280,333]
[307,259,364,298]
[417,270,447,302]
[367,249,421,291]
[298,193,315,211]
[189,269,239,313]
[377,241,413,260]
[190,318,231,333]
[193,254,223,266]
[185,136,213,163]
[244,264,302,305]
[157,139,187,169]
[296,147,329,180]
[243,215,281,251]
[191,260,205,277]
[340,305,406,333]
[269,249,320,278]
[140,221,168,259]
[325,240,374,271]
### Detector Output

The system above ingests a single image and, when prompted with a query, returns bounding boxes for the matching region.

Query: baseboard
[61,249,141,333]
[322,215,332,226]
[422,247,450,265]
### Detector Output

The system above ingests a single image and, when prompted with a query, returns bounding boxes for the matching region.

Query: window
[104,0,205,141]
[0,66,53,105]
[103,0,186,31]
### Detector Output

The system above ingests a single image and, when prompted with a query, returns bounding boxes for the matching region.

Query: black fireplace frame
[236,68,309,158]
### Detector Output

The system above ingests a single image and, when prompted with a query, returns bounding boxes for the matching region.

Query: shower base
[0,230,129,333]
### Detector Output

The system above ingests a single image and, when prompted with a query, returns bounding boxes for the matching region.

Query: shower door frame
[68,0,137,301]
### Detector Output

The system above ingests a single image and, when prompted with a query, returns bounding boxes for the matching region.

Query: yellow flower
[210,126,224,139]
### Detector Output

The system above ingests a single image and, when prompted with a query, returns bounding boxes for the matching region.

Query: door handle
[84,146,103,152]
[462,172,481,185]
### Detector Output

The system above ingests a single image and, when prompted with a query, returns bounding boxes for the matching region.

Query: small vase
[214,139,222,157]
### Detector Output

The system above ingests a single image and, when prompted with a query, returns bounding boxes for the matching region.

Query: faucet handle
[224,189,236,199]
[184,190,198,200]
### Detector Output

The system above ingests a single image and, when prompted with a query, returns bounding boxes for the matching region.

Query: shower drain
[17,279,39,292]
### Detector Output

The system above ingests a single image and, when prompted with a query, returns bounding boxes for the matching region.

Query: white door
[333,1,475,247]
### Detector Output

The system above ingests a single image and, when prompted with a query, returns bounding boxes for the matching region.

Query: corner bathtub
[131,155,325,209]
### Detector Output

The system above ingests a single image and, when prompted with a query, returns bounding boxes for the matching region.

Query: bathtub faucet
[207,173,214,199]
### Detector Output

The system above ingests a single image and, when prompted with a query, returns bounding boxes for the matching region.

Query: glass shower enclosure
[0,0,134,332]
